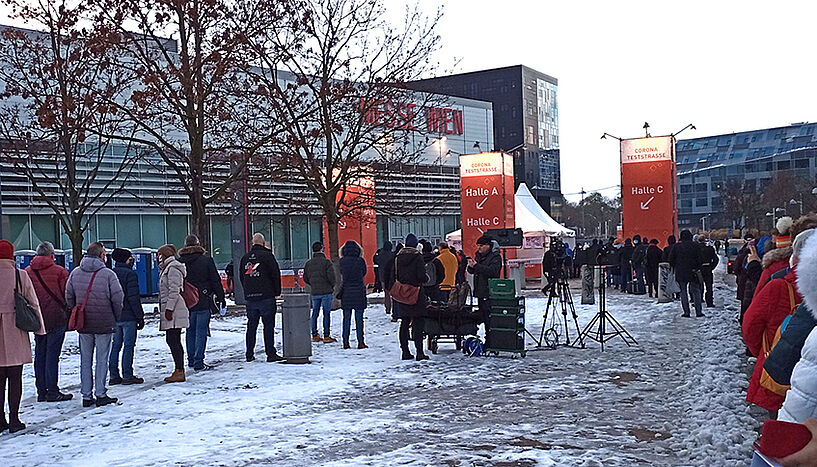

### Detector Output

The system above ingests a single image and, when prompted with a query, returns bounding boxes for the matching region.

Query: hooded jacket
[743,267,801,411]
[178,245,225,310]
[112,260,143,322]
[780,235,817,422]
[753,246,793,299]
[338,241,367,309]
[158,257,189,331]
[65,256,124,334]
[26,254,69,331]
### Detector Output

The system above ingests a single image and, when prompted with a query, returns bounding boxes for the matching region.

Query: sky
[406,0,817,202]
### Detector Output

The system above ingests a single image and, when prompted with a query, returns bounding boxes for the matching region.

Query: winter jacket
[373,246,394,283]
[338,242,367,310]
[780,240,817,422]
[646,245,663,270]
[586,245,600,266]
[65,256,124,335]
[753,246,792,299]
[574,248,586,266]
[743,268,801,411]
[25,255,69,332]
[158,257,189,331]
[619,245,634,270]
[239,244,282,301]
[735,244,751,301]
[764,303,817,387]
[303,253,336,296]
[698,244,719,273]
[631,243,648,268]
[178,245,224,310]
[112,261,143,323]
[668,240,703,283]
[437,249,458,289]
[389,246,428,317]
[741,259,764,317]
[0,259,45,366]
[468,247,502,299]
[661,242,676,263]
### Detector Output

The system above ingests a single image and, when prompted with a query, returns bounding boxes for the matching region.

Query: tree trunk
[326,211,340,261]
[68,223,84,268]
[190,196,210,251]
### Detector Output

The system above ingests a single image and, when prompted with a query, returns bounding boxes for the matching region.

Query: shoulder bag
[14,269,41,332]
[390,257,419,305]
[32,269,70,318]
[68,270,99,332]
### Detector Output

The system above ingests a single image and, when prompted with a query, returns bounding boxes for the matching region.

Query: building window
[696,198,708,207]
[777,160,791,170]
[527,126,535,145]
[680,185,692,194]
[695,183,708,192]
[795,158,810,169]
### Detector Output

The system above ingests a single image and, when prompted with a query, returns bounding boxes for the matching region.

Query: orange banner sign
[459,152,515,257]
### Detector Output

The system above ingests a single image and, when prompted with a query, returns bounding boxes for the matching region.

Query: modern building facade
[408,65,562,215]
[676,122,817,229]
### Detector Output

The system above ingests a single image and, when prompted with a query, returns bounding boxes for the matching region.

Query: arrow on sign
[640,196,655,210]
[476,197,488,209]
[477,227,485,234]
[338,220,347,229]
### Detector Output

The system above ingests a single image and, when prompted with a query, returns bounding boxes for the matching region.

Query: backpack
[180,280,199,308]
[447,281,472,311]
[759,281,799,396]
[423,260,438,287]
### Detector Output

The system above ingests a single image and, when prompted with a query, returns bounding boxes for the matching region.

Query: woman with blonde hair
[157,244,189,383]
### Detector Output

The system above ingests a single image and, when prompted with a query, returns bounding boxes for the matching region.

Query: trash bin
[281,293,312,364]
[507,262,525,295]
[14,250,36,269]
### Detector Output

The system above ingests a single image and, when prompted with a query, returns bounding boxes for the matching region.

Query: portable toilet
[133,248,155,296]
[14,250,36,269]
[150,249,160,295]
[53,249,66,268]
[64,250,76,271]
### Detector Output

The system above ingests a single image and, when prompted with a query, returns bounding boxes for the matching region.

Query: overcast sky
[408,0,817,202]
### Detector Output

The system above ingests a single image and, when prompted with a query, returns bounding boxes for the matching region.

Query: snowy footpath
[2,262,759,466]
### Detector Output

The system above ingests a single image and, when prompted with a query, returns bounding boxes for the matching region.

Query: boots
[164,369,185,383]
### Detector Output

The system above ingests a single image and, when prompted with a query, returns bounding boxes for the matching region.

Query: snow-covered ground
[1,261,759,466]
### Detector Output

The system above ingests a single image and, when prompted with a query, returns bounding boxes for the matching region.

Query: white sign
[459,152,505,177]
[620,136,674,164]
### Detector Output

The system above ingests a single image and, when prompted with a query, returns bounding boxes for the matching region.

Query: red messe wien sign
[359,98,464,135]
[620,136,678,247]
[459,152,515,256]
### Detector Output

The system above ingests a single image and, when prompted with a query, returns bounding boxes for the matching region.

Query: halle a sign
[620,136,677,247]
[459,152,515,257]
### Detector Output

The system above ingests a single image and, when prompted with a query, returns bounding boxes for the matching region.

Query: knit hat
[404,233,418,248]
[0,240,13,260]
[476,235,492,245]
[111,248,132,263]
[776,216,794,248]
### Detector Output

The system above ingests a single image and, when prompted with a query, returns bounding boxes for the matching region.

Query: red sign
[459,152,515,257]
[324,174,378,284]
[620,136,677,247]
[359,98,463,135]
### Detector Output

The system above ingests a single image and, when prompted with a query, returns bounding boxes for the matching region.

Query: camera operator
[542,238,566,295]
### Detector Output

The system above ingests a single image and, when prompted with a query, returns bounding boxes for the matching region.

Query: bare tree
[88,0,301,248]
[246,0,445,259]
[0,0,138,261]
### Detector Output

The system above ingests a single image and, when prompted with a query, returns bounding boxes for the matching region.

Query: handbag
[14,269,41,332]
[68,270,99,332]
[389,258,420,305]
[32,269,71,318]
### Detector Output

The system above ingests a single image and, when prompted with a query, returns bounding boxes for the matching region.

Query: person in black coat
[645,239,663,298]
[382,243,403,322]
[109,248,144,385]
[619,238,634,292]
[388,234,429,360]
[697,234,719,307]
[669,229,704,317]
[339,241,367,349]
[467,235,502,327]
[373,242,394,312]
[239,233,283,362]
[420,241,445,301]
[178,235,225,370]
[631,235,648,292]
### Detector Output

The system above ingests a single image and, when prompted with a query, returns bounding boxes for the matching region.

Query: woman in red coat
[743,229,815,417]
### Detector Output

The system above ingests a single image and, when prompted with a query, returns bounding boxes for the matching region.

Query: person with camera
[542,238,564,296]
[467,235,502,327]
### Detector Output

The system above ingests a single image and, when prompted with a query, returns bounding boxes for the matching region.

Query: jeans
[246,298,277,358]
[109,321,138,379]
[679,280,703,316]
[186,309,211,369]
[310,294,333,337]
[342,307,365,345]
[34,326,66,396]
[79,333,113,400]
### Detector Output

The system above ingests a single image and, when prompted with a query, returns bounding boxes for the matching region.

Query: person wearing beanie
[65,241,123,407]
[696,234,719,307]
[743,227,807,418]
[157,244,189,383]
[303,241,337,343]
[387,233,429,360]
[0,240,45,432]
[109,248,144,386]
[467,234,502,335]
[751,215,817,301]
[776,216,794,248]
[668,230,704,317]
[25,241,71,402]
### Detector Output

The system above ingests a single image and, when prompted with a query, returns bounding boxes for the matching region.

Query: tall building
[408,65,561,214]
[676,122,817,229]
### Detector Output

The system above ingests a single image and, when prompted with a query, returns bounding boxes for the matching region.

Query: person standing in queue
[697,233,719,308]
[467,235,502,334]
[645,239,663,298]
[239,233,283,362]
[156,244,188,383]
[303,241,337,344]
[390,234,429,361]
[669,230,705,317]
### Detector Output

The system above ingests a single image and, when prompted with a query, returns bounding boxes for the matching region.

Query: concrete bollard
[657,262,673,303]
[281,293,312,364]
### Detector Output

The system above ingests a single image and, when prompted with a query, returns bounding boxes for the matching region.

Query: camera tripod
[529,273,584,349]
[579,266,638,351]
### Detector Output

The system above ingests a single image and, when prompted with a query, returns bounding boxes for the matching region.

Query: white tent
[445,183,575,243]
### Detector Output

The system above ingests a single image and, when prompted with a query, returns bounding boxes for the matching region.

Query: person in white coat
[780,232,817,422]
[157,244,189,383]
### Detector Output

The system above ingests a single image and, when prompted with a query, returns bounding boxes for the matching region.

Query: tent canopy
[446,183,575,241]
